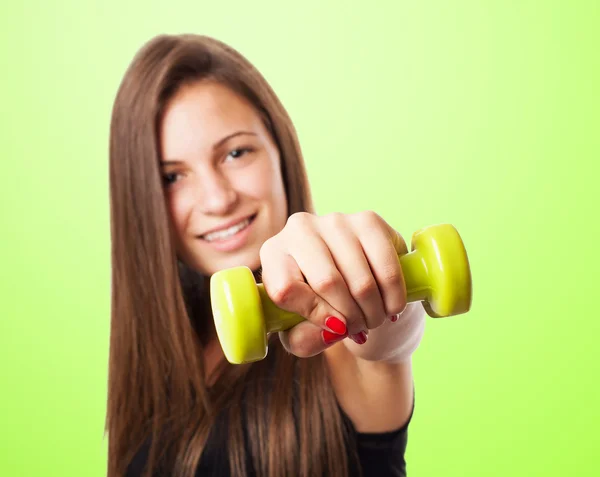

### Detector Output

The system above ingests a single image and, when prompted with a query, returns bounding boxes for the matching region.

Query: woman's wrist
[343,302,426,363]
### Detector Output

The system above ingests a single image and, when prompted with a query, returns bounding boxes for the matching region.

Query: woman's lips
[198,214,257,252]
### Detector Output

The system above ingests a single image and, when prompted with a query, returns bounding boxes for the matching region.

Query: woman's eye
[162,172,180,185]
[227,147,253,160]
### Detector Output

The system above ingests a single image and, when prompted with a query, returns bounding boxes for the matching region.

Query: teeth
[202,217,251,242]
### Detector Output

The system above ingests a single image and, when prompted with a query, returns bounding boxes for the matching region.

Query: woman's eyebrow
[213,131,257,150]
[160,159,183,166]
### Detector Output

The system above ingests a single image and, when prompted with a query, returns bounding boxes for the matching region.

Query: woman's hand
[259,211,410,358]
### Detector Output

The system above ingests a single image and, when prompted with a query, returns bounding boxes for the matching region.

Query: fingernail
[325,316,347,335]
[349,331,368,345]
[390,314,399,322]
[323,329,348,345]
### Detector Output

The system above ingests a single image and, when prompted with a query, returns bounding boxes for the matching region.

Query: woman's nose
[195,170,239,215]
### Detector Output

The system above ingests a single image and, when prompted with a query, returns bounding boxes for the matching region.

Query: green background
[2,0,598,475]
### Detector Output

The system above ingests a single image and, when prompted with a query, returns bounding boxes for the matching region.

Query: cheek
[238,161,286,208]
[165,190,193,235]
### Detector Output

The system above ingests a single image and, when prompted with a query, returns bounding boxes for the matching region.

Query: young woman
[106,33,426,477]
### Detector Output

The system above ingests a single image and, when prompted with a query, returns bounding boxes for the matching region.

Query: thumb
[278,319,348,358]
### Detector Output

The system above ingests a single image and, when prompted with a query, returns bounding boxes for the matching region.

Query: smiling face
[159,80,289,276]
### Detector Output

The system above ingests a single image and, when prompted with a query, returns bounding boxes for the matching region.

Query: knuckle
[350,275,378,299]
[324,211,345,226]
[356,209,381,225]
[379,263,402,286]
[386,294,408,316]
[287,211,311,229]
[311,272,340,295]
[306,296,322,321]
[268,281,297,308]
[259,237,274,259]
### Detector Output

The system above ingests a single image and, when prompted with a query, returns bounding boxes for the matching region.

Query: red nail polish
[325,316,347,335]
[323,330,347,345]
[350,331,368,345]
[390,314,399,322]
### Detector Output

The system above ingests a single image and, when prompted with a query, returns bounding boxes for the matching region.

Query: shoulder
[126,438,152,477]
[324,343,415,434]
[125,436,174,477]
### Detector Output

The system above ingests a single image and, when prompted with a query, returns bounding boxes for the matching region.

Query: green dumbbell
[210,223,472,364]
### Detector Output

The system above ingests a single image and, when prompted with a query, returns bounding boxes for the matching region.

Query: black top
[127,402,411,477]
[343,411,410,477]
[127,338,411,477]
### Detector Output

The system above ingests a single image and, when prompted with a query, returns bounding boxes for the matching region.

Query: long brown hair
[106,34,355,477]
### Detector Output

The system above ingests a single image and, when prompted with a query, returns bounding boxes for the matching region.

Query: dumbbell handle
[256,249,429,334]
